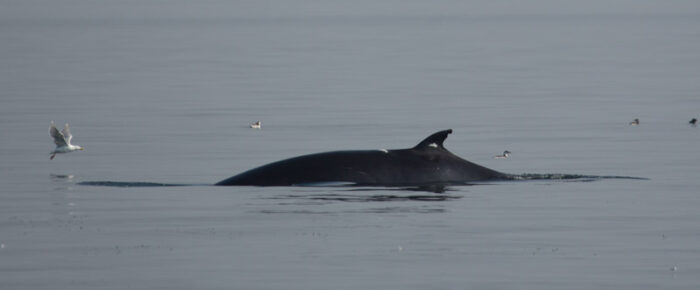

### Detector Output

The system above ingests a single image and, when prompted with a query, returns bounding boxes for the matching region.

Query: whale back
[216,129,508,186]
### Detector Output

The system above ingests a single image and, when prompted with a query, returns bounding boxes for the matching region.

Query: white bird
[49,121,84,160]
[494,150,511,159]
[250,121,261,129]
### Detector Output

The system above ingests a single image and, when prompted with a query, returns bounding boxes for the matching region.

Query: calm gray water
[2,1,700,289]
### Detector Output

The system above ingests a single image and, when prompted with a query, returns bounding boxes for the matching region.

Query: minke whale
[216,129,512,186]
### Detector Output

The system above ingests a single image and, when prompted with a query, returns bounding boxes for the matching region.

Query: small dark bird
[690,118,697,127]
[629,118,640,126]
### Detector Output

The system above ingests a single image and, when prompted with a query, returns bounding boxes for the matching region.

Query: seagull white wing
[61,123,73,144]
[50,121,68,147]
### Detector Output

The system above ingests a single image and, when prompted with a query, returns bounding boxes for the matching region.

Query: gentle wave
[77,181,203,187]
[508,173,649,181]
[77,174,647,188]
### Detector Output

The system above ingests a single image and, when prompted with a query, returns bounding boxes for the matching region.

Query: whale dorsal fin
[413,129,453,150]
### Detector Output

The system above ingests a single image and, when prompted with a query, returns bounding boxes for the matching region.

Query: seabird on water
[494,150,511,159]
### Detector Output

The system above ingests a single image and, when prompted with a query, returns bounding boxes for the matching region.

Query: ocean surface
[1,1,700,289]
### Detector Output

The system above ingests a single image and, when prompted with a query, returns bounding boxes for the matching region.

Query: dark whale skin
[216,129,509,186]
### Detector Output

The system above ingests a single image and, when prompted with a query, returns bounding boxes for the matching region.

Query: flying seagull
[49,121,84,160]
